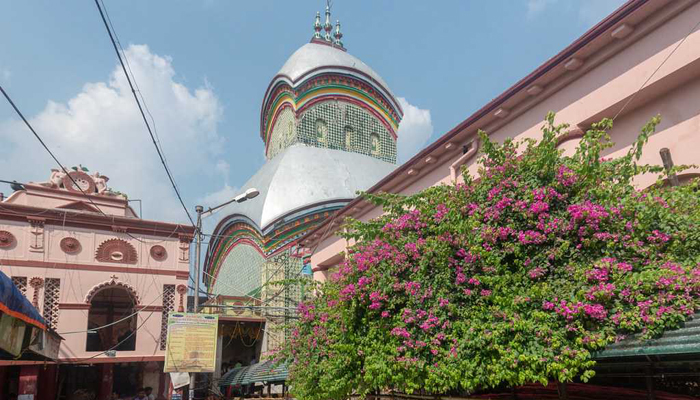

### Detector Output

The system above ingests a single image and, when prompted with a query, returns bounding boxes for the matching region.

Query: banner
[164,313,219,373]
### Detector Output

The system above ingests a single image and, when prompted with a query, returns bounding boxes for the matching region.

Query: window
[344,126,355,150]
[370,133,381,155]
[315,119,328,145]
[86,287,137,351]
[160,285,176,350]
[11,276,27,297]
[43,278,60,330]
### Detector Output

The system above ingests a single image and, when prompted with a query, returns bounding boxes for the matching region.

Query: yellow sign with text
[164,313,219,373]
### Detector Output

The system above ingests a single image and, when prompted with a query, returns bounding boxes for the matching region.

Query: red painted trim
[0,203,195,238]
[299,0,649,248]
[140,305,163,312]
[58,303,91,310]
[0,301,46,330]
[1,258,189,279]
[0,355,165,366]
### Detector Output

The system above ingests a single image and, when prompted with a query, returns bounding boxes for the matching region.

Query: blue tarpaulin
[0,271,46,330]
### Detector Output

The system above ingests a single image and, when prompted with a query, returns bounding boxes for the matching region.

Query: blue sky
[0,0,624,225]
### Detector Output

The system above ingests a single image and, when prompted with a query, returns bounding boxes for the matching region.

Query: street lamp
[193,187,260,312]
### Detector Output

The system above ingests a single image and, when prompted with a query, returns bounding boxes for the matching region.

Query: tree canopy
[281,114,700,400]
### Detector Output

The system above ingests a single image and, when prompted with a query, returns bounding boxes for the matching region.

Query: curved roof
[278,43,390,90]
[211,144,396,232]
[266,43,401,111]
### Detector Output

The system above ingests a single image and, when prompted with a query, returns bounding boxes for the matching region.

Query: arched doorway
[85,286,137,352]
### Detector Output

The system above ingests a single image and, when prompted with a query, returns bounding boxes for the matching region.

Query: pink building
[303,0,700,279]
[299,0,700,395]
[0,168,194,400]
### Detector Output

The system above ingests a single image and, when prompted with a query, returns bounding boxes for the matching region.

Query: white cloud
[197,183,240,233]
[215,159,230,182]
[0,44,224,223]
[526,0,558,19]
[397,97,433,163]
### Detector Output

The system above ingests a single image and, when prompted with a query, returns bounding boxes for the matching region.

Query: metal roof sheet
[596,313,700,359]
[219,361,288,386]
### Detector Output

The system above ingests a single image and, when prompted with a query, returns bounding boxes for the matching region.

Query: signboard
[164,313,218,373]
[170,372,191,389]
[0,313,27,357]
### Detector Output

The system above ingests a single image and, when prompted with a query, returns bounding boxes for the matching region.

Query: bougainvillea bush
[281,114,700,400]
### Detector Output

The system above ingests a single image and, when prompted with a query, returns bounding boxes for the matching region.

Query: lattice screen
[43,278,60,330]
[267,101,396,163]
[11,276,27,297]
[160,284,176,350]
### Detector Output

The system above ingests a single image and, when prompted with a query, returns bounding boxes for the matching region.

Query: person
[144,387,155,400]
[134,388,148,400]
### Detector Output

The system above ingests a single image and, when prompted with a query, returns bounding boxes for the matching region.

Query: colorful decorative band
[205,208,340,287]
[261,74,402,146]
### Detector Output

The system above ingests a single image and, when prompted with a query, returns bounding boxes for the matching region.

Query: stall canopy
[0,271,46,330]
[220,361,288,386]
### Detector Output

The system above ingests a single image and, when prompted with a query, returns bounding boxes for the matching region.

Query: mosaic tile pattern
[213,243,265,297]
[266,101,396,163]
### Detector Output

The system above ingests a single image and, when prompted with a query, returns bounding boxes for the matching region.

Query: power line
[93,0,195,227]
[0,86,116,221]
[613,16,700,121]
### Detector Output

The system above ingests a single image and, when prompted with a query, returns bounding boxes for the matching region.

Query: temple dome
[275,42,396,100]
[211,144,396,231]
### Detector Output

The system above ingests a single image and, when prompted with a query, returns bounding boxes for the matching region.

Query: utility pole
[194,205,204,312]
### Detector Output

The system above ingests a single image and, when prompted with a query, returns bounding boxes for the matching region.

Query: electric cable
[93,0,195,227]
[612,16,700,121]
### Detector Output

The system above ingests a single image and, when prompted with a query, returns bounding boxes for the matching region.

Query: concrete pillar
[98,364,114,400]
[215,334,224,379]
[18,365,40,398]
[158,367,169,400]
[0,366,7,400]
[37,365,58,400]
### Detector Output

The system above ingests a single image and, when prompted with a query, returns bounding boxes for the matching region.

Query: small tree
[282,114,700,400]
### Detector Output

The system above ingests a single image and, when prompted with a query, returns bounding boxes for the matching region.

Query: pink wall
[0,184,191,363]
[310,1,700,270]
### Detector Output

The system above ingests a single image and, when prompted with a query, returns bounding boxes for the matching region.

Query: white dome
[278,43,389,88]
[211,144,396,231]
[266,42,400,113]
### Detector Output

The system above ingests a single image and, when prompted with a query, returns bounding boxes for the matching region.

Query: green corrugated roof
[596,313,700,359]
[220,361,288,386]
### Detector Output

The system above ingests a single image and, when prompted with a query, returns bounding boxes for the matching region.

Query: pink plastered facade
[303,0,700,277]
[0,169,194,399]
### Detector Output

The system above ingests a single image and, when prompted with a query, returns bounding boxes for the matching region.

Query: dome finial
[312,11,322,40]
[333,20,344,48]
[324,2,333,42]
